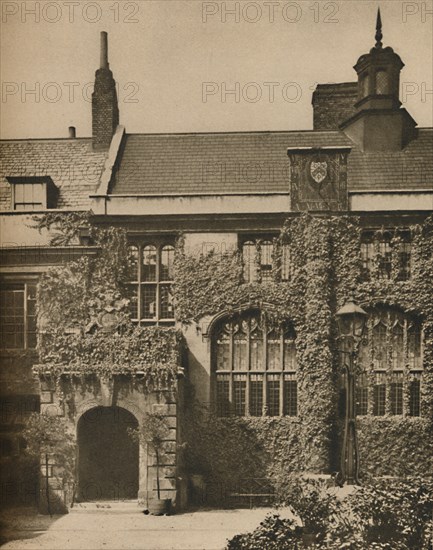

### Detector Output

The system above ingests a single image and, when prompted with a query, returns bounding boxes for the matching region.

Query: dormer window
[6,177,58,211]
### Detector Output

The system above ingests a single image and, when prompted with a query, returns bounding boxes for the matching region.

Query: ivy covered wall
[33,212,433,506]
[174,214,433,492]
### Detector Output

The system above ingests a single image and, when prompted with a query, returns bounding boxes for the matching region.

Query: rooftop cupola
[92,32,119,151]
[340,9,417,152]
[354,9,403,111]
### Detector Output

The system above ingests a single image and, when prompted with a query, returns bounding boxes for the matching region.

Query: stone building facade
[1,15,432,512]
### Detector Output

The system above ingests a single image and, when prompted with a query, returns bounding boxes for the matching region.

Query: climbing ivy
[34,212,433,485]
[175,213,433,484]
[34,215,184,390]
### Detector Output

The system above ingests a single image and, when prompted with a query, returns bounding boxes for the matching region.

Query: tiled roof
[111,129,433,195]
[0,139,108,211]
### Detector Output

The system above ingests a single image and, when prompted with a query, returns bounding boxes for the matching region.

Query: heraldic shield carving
[288,148,350,211]
[310,160,328,184]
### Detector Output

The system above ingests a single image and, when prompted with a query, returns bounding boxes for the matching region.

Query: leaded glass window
[126,242,175,325]
[0,283,37,350]
[213,313,297,417]
[241,238,292,283]
[358,308,423,417]
[361,231,412,281]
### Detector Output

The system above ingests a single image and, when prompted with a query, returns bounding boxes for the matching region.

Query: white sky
[1,0,432,139]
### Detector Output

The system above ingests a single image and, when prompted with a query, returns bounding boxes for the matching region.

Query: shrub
[227,477,433,550]
[226,514,303,550]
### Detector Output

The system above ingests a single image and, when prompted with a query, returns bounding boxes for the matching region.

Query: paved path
[2,504,291,550]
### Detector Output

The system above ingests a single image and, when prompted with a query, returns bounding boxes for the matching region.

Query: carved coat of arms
[310,160,328,184]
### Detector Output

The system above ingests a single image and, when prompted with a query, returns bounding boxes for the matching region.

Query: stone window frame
[360,229,412,282]
[212,311,298,418]
[126,240,175,326]
[240,235,291,283]
[356,307,423,418]
[0,282,37,350]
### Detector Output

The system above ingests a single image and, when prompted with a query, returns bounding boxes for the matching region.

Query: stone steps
[70,500,144,514]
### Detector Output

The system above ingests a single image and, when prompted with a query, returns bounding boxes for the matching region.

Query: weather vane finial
[375,8,383,49]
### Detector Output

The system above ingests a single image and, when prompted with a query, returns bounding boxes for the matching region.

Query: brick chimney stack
[92,32,119,150]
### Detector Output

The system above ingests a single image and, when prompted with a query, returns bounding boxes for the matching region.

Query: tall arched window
[126,242,175,325]
[213,312,297,417]
[357,308,423,417]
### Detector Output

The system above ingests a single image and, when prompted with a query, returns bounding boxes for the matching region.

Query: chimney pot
[100,31,108,69]
[68,126,76,138]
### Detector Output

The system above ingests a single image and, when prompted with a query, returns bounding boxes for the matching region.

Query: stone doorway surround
[37,374,184,511]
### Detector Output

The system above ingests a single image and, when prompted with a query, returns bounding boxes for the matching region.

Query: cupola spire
[340,8,417,152]
[375,8,383,49]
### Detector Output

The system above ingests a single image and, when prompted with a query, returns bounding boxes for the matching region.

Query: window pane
[126,286,138,319]
[250,375,263,416]
[216,328,230,371]
[233,326,247,370]
[267,375,280,416]
[0,438,13,458]
[373,383,386,416]
[250,327,263,370]
[283,377,297,416]
[160,285,174,319]
[408,325,422,370]
[361,241,374,280]
[390,381,403,415]
[142,246,157,282]
[391,323,404,370]
[26,284,37,349]
[260,241,273,283]
[141,285,157,320]
[283,334,297,371]
[127,245,139,280]
[409,379,421,417]
[216,375,230,417]
[361,74,369,97]
[398,242,411,281]
[372,322,387,370]
[160,245,175,281]
[281,244,291,282]
[356,375,369,416]
[378,241,391,279]
[0,287,25,349]
[376,70,389,95]
[267,331,281,370]
[242,242,257,283]
[233,375,246,416]
[34,183,45,203]
[15,184,24,203]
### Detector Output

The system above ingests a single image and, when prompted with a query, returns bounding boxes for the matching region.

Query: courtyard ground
[0,502,292,550]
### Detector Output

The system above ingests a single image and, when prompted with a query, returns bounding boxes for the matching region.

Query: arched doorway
[77,406,139,501]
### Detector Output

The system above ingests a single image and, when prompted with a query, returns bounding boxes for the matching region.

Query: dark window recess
[0,438,13,457]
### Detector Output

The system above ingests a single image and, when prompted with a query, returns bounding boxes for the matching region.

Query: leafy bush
[226,514,303,550]
[227,477,433,550]
[277,476,342,542]
[346,478,433,550]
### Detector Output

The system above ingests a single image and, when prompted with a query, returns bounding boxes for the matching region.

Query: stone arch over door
[77,405,139,501]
